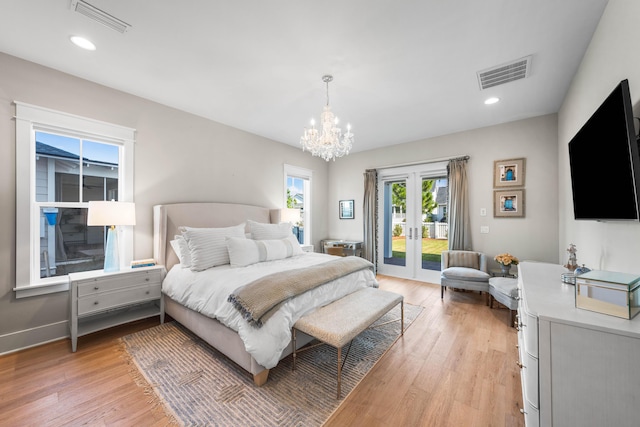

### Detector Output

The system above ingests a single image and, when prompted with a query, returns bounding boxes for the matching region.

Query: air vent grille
[70,0,131,33]
[477,56,531,90]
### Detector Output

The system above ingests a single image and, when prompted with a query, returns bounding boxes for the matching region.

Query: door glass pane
[383,180,406,266]
[421,177,448,271]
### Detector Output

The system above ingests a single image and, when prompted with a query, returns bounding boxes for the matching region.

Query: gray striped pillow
[180,223,246,271]
[226,234,303,267]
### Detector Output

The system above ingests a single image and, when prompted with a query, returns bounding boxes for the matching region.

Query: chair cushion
[489,277,519,298]
[441,267,490,282]
[447,252,480,270]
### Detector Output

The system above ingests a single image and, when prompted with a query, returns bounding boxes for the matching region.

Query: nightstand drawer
[77,269,162,297]
[78,284,161,316]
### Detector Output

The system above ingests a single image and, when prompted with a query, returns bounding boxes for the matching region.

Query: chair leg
[441,286,445,299]
[489,294,494,308]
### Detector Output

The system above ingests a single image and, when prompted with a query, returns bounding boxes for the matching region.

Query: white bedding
[162,252,378,369]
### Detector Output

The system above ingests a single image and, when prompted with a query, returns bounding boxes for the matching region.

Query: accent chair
[440,250,491,301]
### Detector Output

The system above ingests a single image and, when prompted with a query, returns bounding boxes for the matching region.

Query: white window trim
[14,102,136,298]
[284,164,313,245]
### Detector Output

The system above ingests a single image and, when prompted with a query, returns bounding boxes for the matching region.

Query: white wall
[326,114,559,267]
[558,0,640,274]
[0,52,329,352]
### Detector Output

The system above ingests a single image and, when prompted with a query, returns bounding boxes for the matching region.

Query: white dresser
[69,265,165,352]
[517,261,640,426]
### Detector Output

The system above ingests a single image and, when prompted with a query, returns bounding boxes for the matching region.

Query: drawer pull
[94,301,99,305]
[516,360,524,369]
[94,286,99,290]
[146,290,150,295]
[520,408,527,415]
[145,278,150,282]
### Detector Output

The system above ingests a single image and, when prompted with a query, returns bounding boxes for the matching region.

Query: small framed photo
[339,200,354,219]
[494,158,525,188]
[494,189,525,218]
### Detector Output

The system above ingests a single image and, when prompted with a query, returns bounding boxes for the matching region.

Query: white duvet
[162,252,378,369]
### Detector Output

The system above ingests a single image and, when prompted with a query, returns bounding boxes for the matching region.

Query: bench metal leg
[292,328,297,371]
[337,346,342,399]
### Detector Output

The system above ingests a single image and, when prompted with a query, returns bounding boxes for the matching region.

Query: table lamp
[280,208,301,225]
[87,201,136,272]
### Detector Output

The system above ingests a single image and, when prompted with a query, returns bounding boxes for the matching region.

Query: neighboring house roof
[436,187,448,205]
[36,141,78,160]
[36,141,117,167]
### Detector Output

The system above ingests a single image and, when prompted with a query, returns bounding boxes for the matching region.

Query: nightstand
[69,265,165,352]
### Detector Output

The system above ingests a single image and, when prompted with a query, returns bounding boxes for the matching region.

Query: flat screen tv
[568,79,640,221]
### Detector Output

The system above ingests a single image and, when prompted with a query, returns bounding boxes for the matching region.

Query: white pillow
[180,223,246,271]
[226,234,303,267]
[248,220,293,240]
[170,235,191,268]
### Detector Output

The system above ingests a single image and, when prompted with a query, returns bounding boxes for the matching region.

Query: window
[15,103,135,297]
[284,164,312,246]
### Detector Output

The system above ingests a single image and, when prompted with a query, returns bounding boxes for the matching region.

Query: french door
[377,162,448,283]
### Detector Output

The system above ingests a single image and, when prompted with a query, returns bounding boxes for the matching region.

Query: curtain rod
[374,155,469,170]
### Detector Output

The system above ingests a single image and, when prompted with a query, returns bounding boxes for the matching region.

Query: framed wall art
[494,158,525,188]
[339,199,354,219]
[494,189,525,218]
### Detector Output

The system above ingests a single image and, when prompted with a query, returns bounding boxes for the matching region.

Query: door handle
[408,227,412,240]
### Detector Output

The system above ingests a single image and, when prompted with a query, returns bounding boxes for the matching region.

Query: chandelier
[300,75,354,162]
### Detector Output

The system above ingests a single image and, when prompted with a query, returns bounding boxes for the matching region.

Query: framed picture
[494,158,525,188]
[494,189,525,218]
[339,199,354,219]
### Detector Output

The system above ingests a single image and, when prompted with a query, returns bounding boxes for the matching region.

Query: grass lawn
[392,237,448,262]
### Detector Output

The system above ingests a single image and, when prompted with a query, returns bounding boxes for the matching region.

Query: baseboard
[0,320,69,356]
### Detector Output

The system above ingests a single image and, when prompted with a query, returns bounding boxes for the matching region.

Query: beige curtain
[363,169,378,271]
[447,157,471,250]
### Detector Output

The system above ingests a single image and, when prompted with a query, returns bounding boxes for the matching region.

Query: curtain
[447,157,471,250]
[363,169,378,271]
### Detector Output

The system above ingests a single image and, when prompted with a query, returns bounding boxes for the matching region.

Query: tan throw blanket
[228,256,374,328]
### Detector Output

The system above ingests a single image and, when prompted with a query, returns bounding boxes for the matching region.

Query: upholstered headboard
[153,202,280,271]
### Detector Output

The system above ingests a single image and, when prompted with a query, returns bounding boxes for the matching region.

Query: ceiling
[0,0,609,154]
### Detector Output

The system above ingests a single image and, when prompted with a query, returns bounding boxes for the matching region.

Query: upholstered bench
[292,287,404,398]
[488,277,519,326]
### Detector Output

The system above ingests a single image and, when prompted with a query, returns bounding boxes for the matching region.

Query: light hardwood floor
[0,275,524,426]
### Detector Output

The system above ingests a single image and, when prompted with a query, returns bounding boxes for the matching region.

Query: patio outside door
[377,162,448,284]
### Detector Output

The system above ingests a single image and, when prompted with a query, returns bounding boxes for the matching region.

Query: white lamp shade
[87,201,136,226]
[280,208,301,224]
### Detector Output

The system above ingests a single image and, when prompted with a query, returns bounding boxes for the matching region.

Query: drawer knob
[146,290,150,295]
[146,278,150,282]
[94,301,99,305]
[516,361,524,369]
[520,408,527,415]
[94,286,99,290]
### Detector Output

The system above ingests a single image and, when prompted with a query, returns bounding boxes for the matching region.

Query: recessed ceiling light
[70,36,96,51]
[484,97,500,105]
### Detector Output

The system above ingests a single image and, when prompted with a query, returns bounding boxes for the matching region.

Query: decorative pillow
[447,251,480,270]
[248,220,293,240]
[180,223,246,271]
[226,234,304,267]
[169,235,191,268]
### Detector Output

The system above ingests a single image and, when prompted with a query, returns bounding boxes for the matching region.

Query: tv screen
[568,79,640,221]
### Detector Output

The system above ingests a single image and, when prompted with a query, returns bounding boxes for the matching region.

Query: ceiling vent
[477,56,531,90]
[70,0,131,33]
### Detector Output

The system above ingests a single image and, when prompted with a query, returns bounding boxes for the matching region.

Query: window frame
[14,102,135,298]
[284,164,312,246]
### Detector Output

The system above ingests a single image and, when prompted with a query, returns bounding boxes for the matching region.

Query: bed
[153,202,377,386]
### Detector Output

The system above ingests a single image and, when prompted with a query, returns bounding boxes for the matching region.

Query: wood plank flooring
[0,275,524,426]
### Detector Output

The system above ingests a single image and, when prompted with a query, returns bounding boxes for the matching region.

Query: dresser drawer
[518,305,538,357]
[522,349,539,409]
[522,397,539,427]
[76,269,162,297]
[78,284,161,316]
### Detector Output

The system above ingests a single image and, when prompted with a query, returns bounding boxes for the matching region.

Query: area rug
[120,303,422,427]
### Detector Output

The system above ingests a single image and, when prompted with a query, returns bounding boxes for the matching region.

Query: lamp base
[103,226,120,272]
